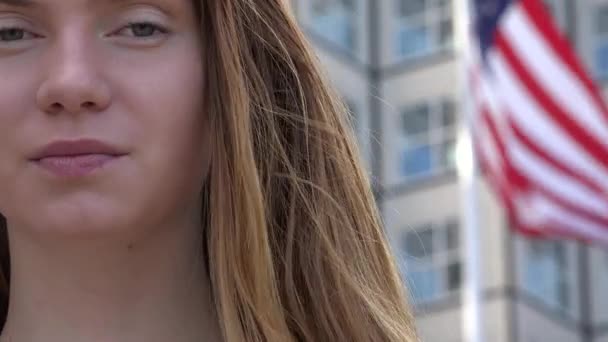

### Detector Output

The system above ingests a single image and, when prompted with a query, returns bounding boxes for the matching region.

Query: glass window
[405,227,433,258]
[543,0,568,34]
[441,100,456,127]
[400,99,458,179]
[447,262,461,290]
[409,269,439,302]
[401,220,461,304]
[594,5,608,78]
[309,0,357,52]
[439,138,457,170]
[398,0,425,17]
[402,105,430,135]
[523,239,572,314]
[445,220,459,250]
[403,145,433,176]
[394,0,453,60]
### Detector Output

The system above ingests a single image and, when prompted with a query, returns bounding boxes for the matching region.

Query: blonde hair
[0,0,418,341]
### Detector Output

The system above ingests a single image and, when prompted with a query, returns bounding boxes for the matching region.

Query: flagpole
[456,0,483,342]
[457,131,483,342]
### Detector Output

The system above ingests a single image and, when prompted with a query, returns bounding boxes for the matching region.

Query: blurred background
[288,1,608,341]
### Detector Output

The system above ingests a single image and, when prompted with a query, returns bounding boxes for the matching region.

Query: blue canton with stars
[474,0,512,62]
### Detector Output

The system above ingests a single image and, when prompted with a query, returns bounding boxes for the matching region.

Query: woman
[0,0,417,341]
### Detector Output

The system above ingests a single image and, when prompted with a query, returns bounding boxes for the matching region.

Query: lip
[29,139,128,161]
[29,139,128,178]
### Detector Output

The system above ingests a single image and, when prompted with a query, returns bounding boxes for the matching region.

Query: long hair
[0,0,418,341]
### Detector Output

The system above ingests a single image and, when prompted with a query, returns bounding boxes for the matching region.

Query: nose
[36,35,111,115]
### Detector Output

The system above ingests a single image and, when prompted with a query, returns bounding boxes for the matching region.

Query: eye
[116,21,169,39]
[0,26,37,42]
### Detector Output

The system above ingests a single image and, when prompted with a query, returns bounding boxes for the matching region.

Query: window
[401,220,460,304]
[309,0,357,52]
[523,239,572,314]
[400,99,457,179]
[594,4,608,78]
[543,0,568,34]
[394,0,453,60]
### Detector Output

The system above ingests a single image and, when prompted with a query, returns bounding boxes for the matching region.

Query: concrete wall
[515,301,583,342]
[313,48,373,170]
[589,246,608,326]
[573,0,604,76]
[415,305,463,342]
[381,59,459,187]
[413,296,511,342]
[594,333,608,342]
[383,177,508,294]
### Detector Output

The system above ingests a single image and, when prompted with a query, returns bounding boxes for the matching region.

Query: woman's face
[0,0,210,236]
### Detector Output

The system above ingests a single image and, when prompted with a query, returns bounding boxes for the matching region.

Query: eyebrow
[0,0,35,7]
[0,0,132,8]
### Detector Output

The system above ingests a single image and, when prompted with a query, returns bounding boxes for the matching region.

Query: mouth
[33,154,127,178]
[29,139,129,178]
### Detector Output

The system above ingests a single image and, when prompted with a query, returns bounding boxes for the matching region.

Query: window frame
[521,238,575,316]
[543,0,569,34]
[393,0,454,61]
[592,2,608,79]
[307,0,359,52]
[401,219,461,304]
[399,98,458,181]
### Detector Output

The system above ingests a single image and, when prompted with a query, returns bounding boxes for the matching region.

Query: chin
[21,203,136,238]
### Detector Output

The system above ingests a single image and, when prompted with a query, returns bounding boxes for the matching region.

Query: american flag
[469,0,608,243]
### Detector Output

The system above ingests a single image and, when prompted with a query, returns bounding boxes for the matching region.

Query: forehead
[0,0,35,5]
[0,0,192,19]
[0,0,182,8]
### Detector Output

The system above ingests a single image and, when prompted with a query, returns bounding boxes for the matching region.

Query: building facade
[290,0,608,341]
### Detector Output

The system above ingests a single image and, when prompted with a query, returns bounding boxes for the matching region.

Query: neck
[0,211,220,342]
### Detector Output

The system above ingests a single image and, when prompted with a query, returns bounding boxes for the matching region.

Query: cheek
[126,56,210,201]
[0,61,37,157]
[0,65,39,214]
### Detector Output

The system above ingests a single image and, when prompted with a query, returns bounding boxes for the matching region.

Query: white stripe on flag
[488,49,608,194]
[522,194,608,244]
[486,52,608,222]
[503,4,608,146]
[477,112,503,176]
[469,0,608,244]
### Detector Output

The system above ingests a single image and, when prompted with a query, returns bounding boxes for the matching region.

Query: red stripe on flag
[479,109,527,190]
[495,31,608,173]
[516,221,592,243]
[480,105,608,229]
[474,106,605,241]
[473,129,519,229]
[507,115,608,195]
[519,0,608,123]
[469,0,608,245]
[531,183,608,228]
